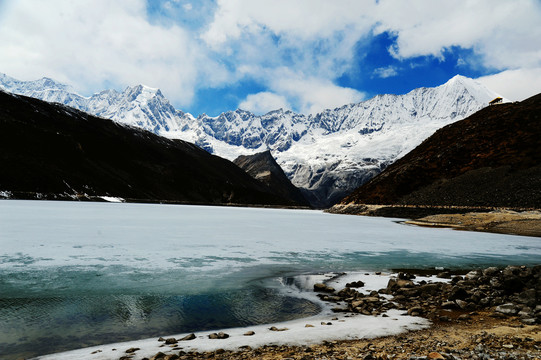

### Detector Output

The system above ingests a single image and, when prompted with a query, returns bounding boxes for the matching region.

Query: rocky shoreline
[127,265,540,360]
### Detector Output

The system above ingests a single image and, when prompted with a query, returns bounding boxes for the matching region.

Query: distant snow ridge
[0,73,502,207]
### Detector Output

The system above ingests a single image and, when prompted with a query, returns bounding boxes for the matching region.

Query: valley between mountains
[0,73,501,208]
[1,73,540,227]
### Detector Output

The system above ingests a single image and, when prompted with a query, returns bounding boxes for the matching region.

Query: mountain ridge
[0,90,306,207]
[0,73,503,207]
[333,93,541,212]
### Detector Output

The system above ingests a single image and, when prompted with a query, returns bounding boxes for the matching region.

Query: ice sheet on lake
[34,272,434,360]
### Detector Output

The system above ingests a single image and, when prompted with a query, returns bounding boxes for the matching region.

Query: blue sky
[1,0,540,116]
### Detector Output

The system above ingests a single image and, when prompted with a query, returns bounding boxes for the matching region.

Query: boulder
[314,283,335,292]
[465,270,481,280]
[208,332,229,339]
[407,306,424,316]
[516,289,536,307]
[346,280,365,288]
[179,333,196,341]
[448,286,469,301]
[441,301,457,309]
[482,267,500,277]
[150,352,166,360]
[387,278,414,291]
[495,303,520,315]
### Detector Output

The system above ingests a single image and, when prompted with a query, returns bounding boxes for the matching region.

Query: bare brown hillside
[339,93,541,209]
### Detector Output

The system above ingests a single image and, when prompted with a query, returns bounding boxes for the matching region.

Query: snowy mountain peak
[440,74,503,104]
[0,72,504,207]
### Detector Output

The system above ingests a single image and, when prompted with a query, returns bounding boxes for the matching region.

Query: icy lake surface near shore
[1,200,540,360]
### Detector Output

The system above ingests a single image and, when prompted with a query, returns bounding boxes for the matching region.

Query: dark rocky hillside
[338,93,541,209]
[0,90,301,206]
[233,151,310,207]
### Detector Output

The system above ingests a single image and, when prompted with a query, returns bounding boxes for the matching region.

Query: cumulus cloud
[202,0,540,112]
[0,0,225,107]
[477,68,541,101]
[266,69,365,114]
[239,92,291,115]
[0,0,539,115]
[201,0,375,48]
[373,0,541,69]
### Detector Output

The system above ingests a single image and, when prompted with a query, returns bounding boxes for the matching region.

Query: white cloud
[0,0,225,107]
[1,0,539,115]
[373,0,541,70]
[373,66,398,79]
[239,92,291,115]
[268,70,365,114]
[201,0,375,48]
[476,68,541,101]
[202,0,541,113]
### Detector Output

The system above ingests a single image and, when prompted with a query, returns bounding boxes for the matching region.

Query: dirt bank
[405,210,541,237]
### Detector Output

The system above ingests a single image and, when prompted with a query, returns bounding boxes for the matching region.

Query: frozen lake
[1,200,540,359]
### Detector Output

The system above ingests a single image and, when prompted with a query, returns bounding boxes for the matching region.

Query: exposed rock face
[337,93,541,209]
[233,151,310,207]
[0,90,297,206]
[0,73,502,208]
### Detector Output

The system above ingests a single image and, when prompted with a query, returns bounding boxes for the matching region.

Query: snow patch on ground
[99,196,125,203]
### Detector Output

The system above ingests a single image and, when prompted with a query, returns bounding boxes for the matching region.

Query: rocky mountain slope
[0,90,303,206]
[334,93,541,210]
[233,151,309,207]
[0,73,502,207]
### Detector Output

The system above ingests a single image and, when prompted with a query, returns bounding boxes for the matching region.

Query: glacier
[0,73,502,207]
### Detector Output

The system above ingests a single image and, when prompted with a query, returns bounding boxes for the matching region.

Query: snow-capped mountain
[0,73,502,207]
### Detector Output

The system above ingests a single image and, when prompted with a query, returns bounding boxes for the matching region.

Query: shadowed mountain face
[340,93,541,209]
[0,90,300,206]
[233,151,310,207]
[1,73,502,208]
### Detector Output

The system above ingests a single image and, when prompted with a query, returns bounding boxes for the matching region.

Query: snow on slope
[0,73,502,207]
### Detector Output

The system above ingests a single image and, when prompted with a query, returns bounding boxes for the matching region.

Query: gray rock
[495,303,520,315]
[179,333,196,341]
[455,299,468,309]
[441,301,457,309]
[482,267,500,277]
[465,270,481,280]
[208,332,229,339]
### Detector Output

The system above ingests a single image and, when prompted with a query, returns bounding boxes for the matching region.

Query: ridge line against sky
[0,0,540,117]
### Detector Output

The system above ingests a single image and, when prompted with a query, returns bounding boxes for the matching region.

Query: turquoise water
[1,200,540,359]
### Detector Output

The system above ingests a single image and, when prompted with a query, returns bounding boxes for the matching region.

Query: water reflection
[0,287,320,360]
